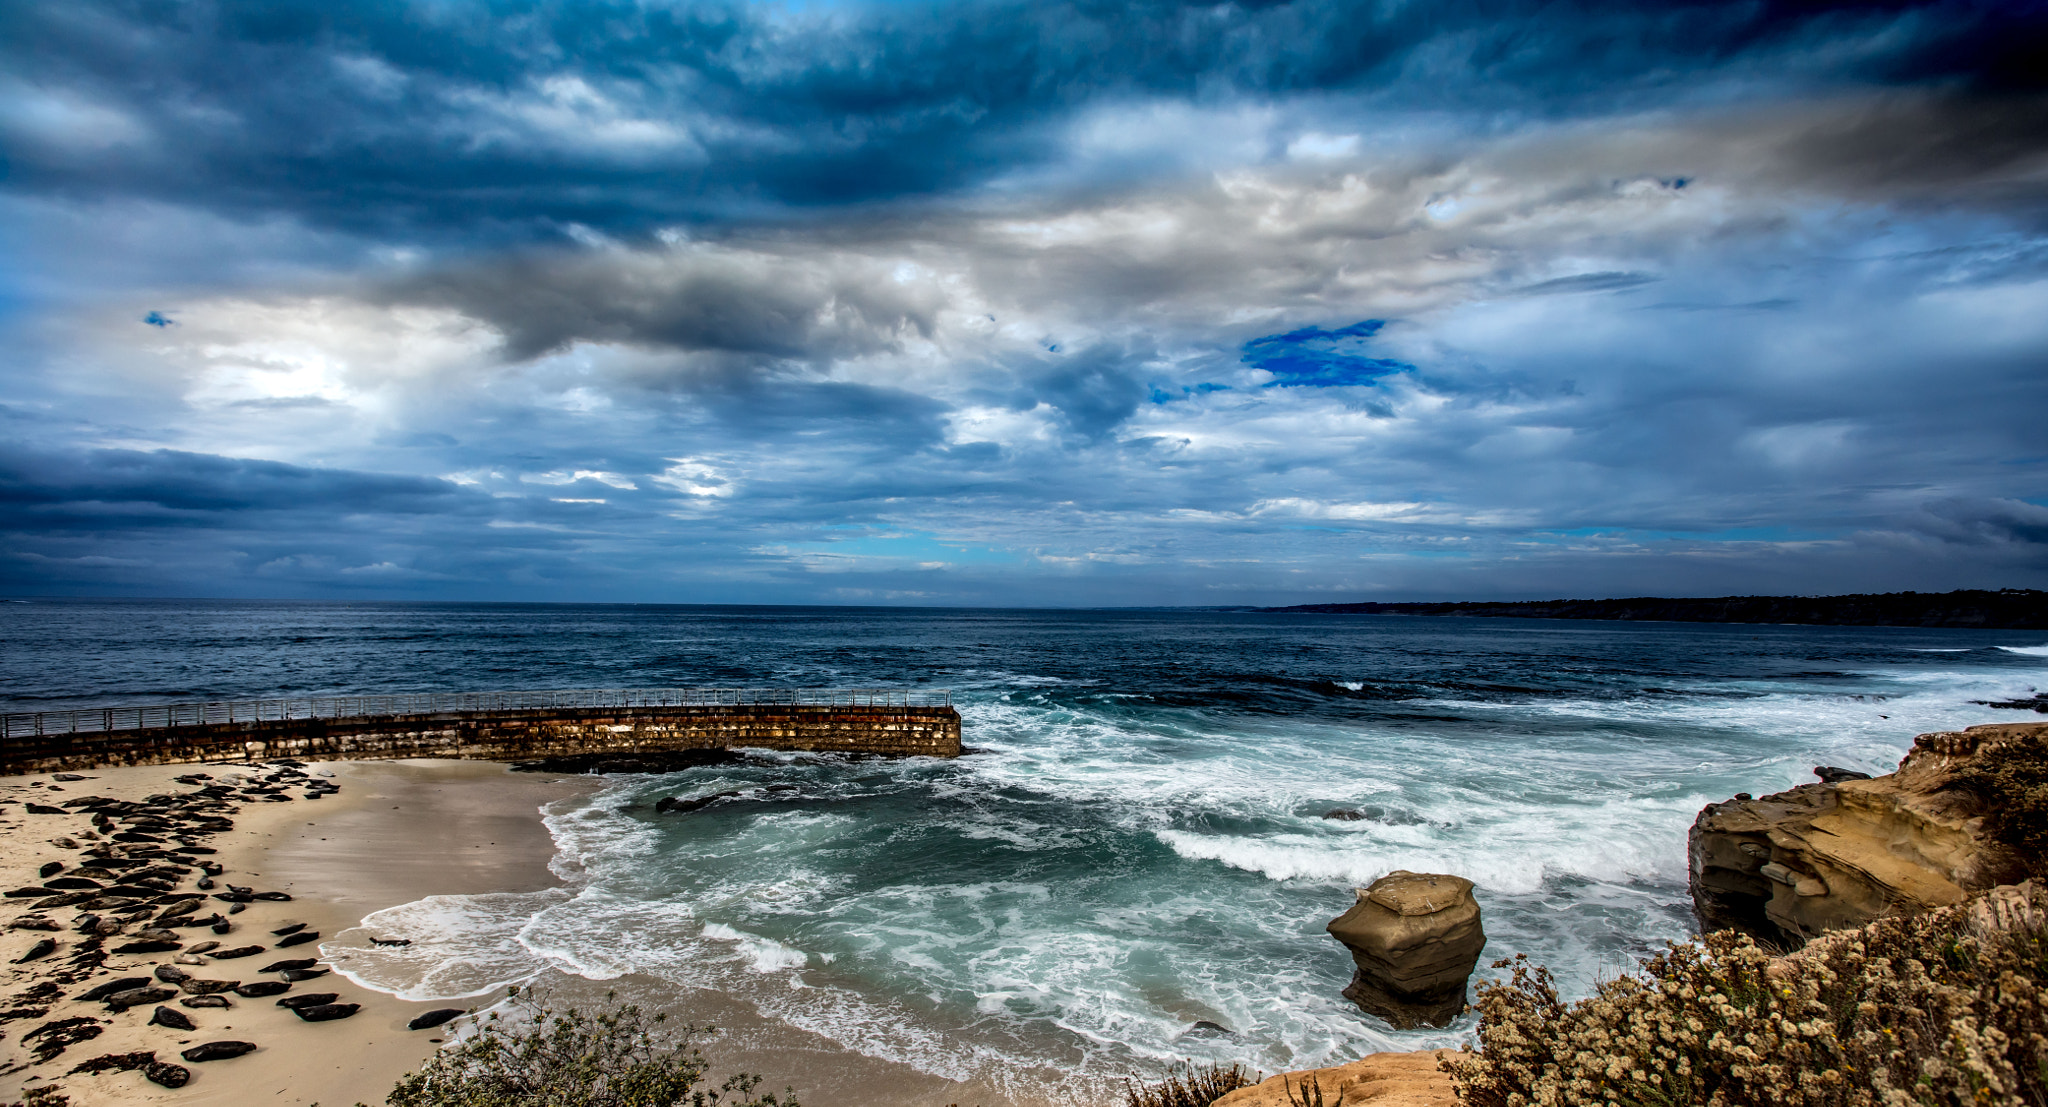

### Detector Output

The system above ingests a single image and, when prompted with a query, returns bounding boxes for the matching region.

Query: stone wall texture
[0,705,963,774]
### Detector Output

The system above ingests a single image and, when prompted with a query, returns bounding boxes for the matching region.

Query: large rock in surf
[1688,722,2038,947]
[1212,1050,1457,1107]
[1327,871,1484,1029]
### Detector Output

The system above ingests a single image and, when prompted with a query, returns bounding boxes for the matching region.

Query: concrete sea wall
[0,704,963,774]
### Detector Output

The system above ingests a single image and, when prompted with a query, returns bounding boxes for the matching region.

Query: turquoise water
[4,601,2044,1095]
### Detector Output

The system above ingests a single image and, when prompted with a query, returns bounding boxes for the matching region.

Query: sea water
[4,600,2044,1096]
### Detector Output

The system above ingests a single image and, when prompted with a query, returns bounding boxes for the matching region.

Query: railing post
[16,685,941,739]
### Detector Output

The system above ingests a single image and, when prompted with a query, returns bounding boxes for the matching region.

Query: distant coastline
[1262,588,2048,629]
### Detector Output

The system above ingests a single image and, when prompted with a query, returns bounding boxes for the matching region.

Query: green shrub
[384,988,797,1107]
[1122,1061,1256,1107]
[1445,882,2048,1107]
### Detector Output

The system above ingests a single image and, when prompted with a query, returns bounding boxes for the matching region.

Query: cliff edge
[1688,721,2042,946]
[1212,1051,1457,1107]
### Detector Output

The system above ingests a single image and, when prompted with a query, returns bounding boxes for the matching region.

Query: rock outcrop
[1689,722,2038,947]
[1327,871,1484,1029]
[1212,1050,1457,1107]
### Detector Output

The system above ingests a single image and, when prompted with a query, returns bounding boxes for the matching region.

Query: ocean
[4,599,2044,1098]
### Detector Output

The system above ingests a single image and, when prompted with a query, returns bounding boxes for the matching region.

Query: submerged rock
[1689,722,2038,947]
[1327,871,1484,1030]
[655,790,743,815]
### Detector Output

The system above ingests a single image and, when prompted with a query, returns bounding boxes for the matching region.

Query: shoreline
[0,758,596,1107]
[1,759,1068,1107]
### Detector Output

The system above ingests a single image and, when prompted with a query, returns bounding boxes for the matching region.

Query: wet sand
[1,759,1086,1107]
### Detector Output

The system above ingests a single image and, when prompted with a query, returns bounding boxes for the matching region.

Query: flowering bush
[1950,729,2048,875]
[1445,882,2048,1107]
[385,988,796,1107]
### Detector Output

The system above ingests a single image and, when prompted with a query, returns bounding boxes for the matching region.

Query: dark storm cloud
[390,243,940,361]
[0,446,472,524]
[1020,343,1150,439]
[1,0,2045,604]
[1901,498,2048,548]
[2,0,2042,237]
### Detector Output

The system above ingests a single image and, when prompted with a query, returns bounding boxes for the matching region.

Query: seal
[180,1040,256,1062]
[150,1006,197,1031]
[407,1008,465,1030]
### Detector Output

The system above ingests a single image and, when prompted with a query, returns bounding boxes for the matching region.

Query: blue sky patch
[1242,320,1414,388]
[1149,382,1231,404]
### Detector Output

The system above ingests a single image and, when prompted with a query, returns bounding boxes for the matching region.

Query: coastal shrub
[1444,881,2048,1107]
[1122,1061,1255,1107]
[384,988,797,1107]
[1949,729,2048,875]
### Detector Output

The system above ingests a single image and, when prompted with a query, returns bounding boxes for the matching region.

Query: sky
[1,0,2045,606]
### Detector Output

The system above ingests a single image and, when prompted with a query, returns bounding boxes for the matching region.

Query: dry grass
[1444,881,2048,1107]
[1122,1062,1257,1107]
[1950,730,2048,876]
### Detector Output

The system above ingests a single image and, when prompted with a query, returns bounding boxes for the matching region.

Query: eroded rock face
[1327,871,1484,1029]
[1211,1050,1457,1107]
[1689,722,2037,947]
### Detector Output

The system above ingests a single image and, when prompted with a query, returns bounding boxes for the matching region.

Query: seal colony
[0,763,399,1094]
[0,757,594,1107]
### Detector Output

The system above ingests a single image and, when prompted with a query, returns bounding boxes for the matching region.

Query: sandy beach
[0,758,1075,1107]
[0,758,596,1107]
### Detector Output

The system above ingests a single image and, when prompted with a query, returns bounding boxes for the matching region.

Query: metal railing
[1,687,953,740]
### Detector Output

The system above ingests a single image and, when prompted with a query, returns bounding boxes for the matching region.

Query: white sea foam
[326,890,567,1000]
[702,922,811,972]
[1998,644,2048,656]
[324,641,2031,1100]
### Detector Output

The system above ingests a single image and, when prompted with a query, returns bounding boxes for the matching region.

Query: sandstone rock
[1327,872,1484,1029]
[1689,722,2038,947]
[1212,1050,1457,1107]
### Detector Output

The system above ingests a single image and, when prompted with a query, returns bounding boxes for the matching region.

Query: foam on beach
[312,638,2046,1100]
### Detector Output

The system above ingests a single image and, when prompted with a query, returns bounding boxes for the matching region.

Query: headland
[1264,587,2048,629]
